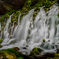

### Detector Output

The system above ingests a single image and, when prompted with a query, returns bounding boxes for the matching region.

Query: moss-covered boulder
[0,47,24,59]
[30,47,43,56]
[0,45,3,48]
[0,38,3,44]
[43,39,46,42]
[0,51,17,59]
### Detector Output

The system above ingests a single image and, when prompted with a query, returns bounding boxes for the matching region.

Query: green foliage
[0,10,16,22]
[22,0,31,13]
[15,11,20,16]
[0,50,17,59]
[33,0,57,7]
[34,2,43,7]
[0,48,24,58]
[0,48,24,59]
[1,48,20,57]
[11,10,20,23]
[45,1,52,8]
[0,0,57,24]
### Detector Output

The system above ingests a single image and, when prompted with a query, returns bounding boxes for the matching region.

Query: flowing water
[0,4,59,54]
[0,22,2,39]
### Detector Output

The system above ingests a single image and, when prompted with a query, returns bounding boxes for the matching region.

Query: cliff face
[0,0,59,15]
[1,0,27,6]
[0,0,28,15]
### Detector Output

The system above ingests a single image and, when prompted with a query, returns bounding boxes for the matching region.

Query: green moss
[0,51,17,59]
[30,47,42,55]
[44,8,49,12]
[0,48,24,59]
[57,13,59,18]
[55,53,59,57]
[18,57,24,59]
[0,48,23,57]
[33,7,40,21]
[22,0,31,13]
[0,10,16,22]
[0,38,3,43]
[0,0,57,25]
[0,45,3,48]
[34,2,43,7]
[43,39,46,42]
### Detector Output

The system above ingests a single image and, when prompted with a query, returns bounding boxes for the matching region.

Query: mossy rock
[18,57,24,59]
[0,38,3,43]
[0,48,23,57]
[55,53,59,57]
[43,39,46,42]
[57,13,59,18]
[0,51,17,59]
[0,45,3,48]
[30,47,43,56]
[0,47,24,59]
[12,47,20,51]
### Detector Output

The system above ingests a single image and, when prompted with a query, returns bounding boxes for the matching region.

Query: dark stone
[0,1,13,15]
[0,1,8,14]
[31,0,39,6]
[0,0,28,14]
[57,0,59,4]
[23,55,35,59]
[23,47,27,49]
[13,47,20,51]
[1,0,28,9]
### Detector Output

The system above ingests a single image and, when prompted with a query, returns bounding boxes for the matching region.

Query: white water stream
[0,5,59,54]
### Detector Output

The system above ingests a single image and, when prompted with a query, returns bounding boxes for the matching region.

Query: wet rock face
[2,0,27,6]
[0,1,8,15]
[0,0,28,14]
[0,1,13,15]
[57,0,59,4]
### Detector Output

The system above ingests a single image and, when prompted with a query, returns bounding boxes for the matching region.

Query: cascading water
[0,4,59,54]
[1,15,12,45]
[0,22,2,39]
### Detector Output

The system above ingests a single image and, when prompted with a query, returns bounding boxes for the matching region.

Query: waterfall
[18,14,21,26]
[0,4,59,54]
[11,22,14,35]
[0,22,1,30]
[1,15,12,45]
[0,22,2,39]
